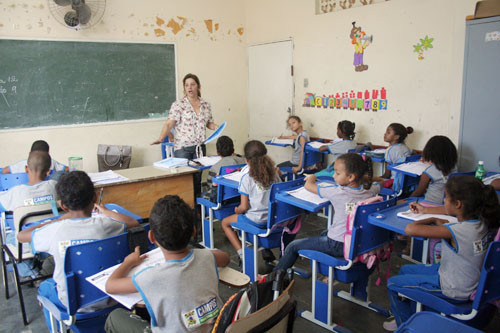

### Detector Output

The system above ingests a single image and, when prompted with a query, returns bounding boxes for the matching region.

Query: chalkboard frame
[0,38,178,130]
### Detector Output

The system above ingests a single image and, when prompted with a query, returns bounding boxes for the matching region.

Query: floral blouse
[167,97,213,150]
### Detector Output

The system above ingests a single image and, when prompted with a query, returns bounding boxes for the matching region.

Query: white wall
[244,0,477,151]
[0,0,247,171]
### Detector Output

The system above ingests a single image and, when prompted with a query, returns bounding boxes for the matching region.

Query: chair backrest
[347,197,396,260]
[64,232,130,315]
[267,179,304,229]
[216,164,246,202]
[161,136,175,159]
[472,240,500,310]
[404,154,421,163]
[0,172,29,192]
[12,203,60,259]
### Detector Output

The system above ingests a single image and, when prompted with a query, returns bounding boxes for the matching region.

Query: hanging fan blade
[76,4,92,25]
[64,11,79,27]
[54,0,71,6]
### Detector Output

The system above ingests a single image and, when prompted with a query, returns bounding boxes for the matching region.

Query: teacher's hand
[151,138,163,145]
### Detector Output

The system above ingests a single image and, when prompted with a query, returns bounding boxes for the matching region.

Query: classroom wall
[0,0,247,172]
[244,0,477,151]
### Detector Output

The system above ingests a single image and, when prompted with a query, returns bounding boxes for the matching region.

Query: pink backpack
[344,196,393,286]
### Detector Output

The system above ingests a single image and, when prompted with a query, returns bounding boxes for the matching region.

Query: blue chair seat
[396,311,483,333]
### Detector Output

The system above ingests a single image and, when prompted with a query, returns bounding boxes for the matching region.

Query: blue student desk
[305,141,330,154]
[265,140,292,147]
[368,199,432,264]
[275,179,335,228]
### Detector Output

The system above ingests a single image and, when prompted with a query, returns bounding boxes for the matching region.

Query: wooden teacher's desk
[94,166,197,218]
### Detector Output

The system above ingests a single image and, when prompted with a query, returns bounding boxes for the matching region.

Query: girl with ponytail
[221,140,280,259]
[271,153,383,272]
[384,175,500,330]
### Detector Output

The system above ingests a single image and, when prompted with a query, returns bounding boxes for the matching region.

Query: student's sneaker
[261,249,276,262]
[383,318,398,331]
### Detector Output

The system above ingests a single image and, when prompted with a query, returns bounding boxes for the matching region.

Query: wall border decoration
[316,0,392,15]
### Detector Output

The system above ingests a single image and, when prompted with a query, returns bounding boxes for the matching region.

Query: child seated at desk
[221,140,281,262]
[271,153,383,272]
[316,120,357,177]
[408,135,457,204]
[0,151,58,212]
[206,135,244,202]
[17,171,139,332]
[2,140,67,174]
[382,123,413,180]
[104,195,230,333]
[276,115,310,174]
[383,175,500,331]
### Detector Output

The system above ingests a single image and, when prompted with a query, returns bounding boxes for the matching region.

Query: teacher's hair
[183,73,201,97]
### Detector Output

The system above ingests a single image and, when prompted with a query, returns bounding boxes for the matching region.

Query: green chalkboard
[0,39,176,129]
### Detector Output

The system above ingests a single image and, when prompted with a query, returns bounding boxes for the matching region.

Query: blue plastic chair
[280,141,324,181]
[396,311,483,333]
[0,172,29,192]
[197,164,246,249]
[298,197,396,331]
[37,232,131,333]
[161,136,175,159]
[231,178,305,282]
[395,241,500,325]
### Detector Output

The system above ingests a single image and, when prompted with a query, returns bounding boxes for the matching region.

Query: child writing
[0,151,58,212]
[276,115,310,174]
[383,175,500,331]
[206,135,244,202]
[2,140,67,174]
[317,120,357,177]
[105,195,230,333]
[408,135,457,203]
[17,171,139,332]
[221,140,280,260]
[272,153,382,272]
[382,123,413,179]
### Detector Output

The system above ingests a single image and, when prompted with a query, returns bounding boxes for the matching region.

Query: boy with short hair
[206,135,244,202]
[2,139,68,174]
[104,195,230,333]
[0,151,58,212]
[17,171,139,331]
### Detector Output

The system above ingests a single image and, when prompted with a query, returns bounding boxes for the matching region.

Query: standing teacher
[151,73,219,197]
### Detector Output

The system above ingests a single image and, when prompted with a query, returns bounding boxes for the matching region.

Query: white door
[248,40,294,165]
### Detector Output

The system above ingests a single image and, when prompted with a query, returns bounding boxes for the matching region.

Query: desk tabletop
[275,190,329,213]
[265,140,292,147]
[213,176,239,189]
[94,165,197,188]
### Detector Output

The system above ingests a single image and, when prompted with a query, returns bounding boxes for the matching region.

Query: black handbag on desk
[97,144,132,172]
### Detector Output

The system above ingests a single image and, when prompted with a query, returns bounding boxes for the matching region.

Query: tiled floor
[1,213,499,332]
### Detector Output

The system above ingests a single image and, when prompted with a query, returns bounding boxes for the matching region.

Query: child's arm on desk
[405,218,451,239]
[278,134,297,140]
[409,202,446,215]
[211,249,230,267]
[234,195,249,215]
[105,246,145,294]
[409,173,431,198]
[304,174,318,194]
[94,204,140,229]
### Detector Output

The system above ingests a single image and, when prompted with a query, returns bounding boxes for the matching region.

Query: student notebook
[286,187,329,205]
[307,141,329,149]
[270,137,294,145]
[391,161,429,176]
[397,210,457,223]
[153,157,188,169]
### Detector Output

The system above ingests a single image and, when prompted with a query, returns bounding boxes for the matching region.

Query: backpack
[344,196,393,286]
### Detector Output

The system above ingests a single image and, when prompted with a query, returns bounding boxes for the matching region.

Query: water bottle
[475,161,485,180]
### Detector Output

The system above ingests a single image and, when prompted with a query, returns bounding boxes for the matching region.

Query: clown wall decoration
[350,21,372,72]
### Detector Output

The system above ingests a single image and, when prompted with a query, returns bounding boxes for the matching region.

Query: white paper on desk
[391,161,429,176]
[372,148,387,154]
[483,174,500,185]
[88,170,129,185]
[86,248,165,309]
[307,141,328,149]
[271,137,294,145]
[287,187,329,205]
[397,210,457,223]
[222,171,246,183]
[193,155,222,167]
[153,157,188,169]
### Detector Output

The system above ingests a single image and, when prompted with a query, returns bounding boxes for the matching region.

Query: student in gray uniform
[0,151,58,212]
[276,116,310,174]
[409,136,457,203]
[2,140,67,174]
[206,135,244,202]
[272,153,383,272]
[17,171,139,332]
[382,123,414,179]
[316,120,357,178]
[221,140,280,261]
[105,195,230,333]
[384,176,500,331]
